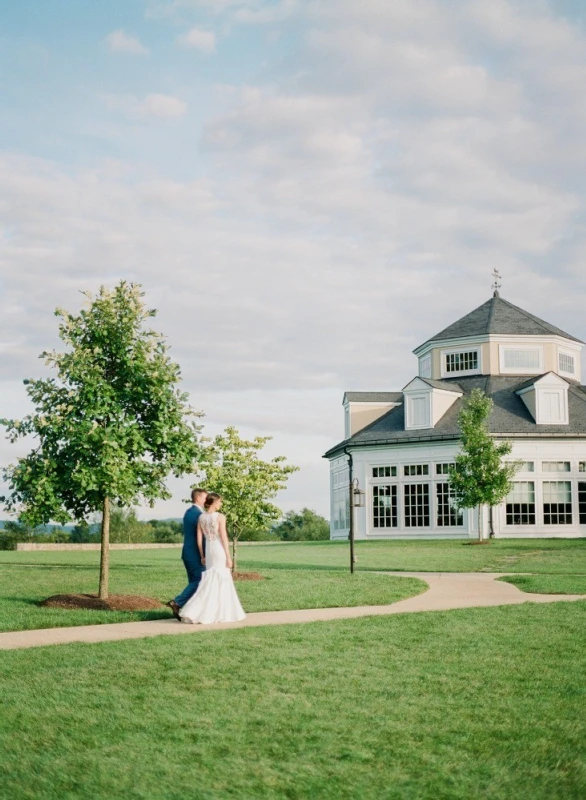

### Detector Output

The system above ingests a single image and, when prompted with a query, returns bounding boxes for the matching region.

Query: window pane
[373,466,397,478]
[559,353,575,374]
[404,484,430,527]
[579,483,586,525]
[436,483,463,526]
[505,482,536,525]
[445,351,478,374]
[373,485,398,528]
[543,481,572,525]
[435,463,454,475]
[542,461,570,472]
[503,349,540,369]
[404,464,429,476]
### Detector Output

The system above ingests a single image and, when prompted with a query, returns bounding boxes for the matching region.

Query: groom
[166,487,207,620]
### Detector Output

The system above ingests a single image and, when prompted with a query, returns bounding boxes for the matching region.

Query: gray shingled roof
[415,378,464,393]
[344,392,403,403]
[416,294,583,350]
[324,376,586,458]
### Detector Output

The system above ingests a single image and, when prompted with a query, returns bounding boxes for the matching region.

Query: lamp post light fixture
[348,477,364,574]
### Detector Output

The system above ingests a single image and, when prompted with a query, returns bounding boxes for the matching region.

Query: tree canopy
[449,388,519,540]
[195,426,299,569]
[1,281,201,596]
[273,508,330,541]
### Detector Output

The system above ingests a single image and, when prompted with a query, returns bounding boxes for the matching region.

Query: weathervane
[492,268,502,297]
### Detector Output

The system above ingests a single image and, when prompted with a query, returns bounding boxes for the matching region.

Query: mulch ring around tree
[40,594,166,612]
[233,572,265,581]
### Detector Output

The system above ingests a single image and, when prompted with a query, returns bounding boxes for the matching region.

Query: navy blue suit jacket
[182,505,204,570]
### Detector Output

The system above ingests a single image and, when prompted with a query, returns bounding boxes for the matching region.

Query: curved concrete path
[1,572,584,651]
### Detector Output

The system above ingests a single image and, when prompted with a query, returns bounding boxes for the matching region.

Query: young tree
[1,281,201,598]
[195,426,299,571]
[449,388,519,541]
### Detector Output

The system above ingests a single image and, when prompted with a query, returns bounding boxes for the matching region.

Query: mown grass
[0,558,425,632]
[1,601,585,800]
[499,574,586,594]
[2,537,586,631]
[3,537,586,573]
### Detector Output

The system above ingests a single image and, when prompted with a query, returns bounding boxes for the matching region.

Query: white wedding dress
[180,511,246,624]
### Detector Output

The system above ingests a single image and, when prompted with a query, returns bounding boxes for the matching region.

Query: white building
[324,292,586,540]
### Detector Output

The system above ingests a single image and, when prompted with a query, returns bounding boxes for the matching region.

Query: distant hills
[0,521,76,532]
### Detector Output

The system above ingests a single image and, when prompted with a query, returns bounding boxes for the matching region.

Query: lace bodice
[200,511,221,541]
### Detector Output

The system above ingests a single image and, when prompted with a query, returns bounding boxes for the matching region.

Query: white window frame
[499,345,543,375]
[558,349,576,378]
[440,347,481,378]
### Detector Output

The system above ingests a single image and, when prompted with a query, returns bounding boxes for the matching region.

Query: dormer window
[406,394,431,428]
[440,347,481,377]
[540,389,566,423]
[516,373,569,425]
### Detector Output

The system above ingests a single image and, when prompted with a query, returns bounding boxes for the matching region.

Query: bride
[180,492,246,624]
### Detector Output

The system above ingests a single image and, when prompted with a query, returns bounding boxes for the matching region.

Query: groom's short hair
[191,487,207,503]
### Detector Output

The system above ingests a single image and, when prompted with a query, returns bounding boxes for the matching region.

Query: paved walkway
[1,572,585,651]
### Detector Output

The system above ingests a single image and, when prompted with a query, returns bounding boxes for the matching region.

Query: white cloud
[103,93,188,119]
[177,27,217,53]
[138,93,188,118]
[5,0,586,518]
[105,30,149,55]
[233,0,298,25]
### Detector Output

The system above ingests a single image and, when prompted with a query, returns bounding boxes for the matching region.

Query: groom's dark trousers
[174,504,205,608]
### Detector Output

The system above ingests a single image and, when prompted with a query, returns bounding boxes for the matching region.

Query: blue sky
[2,0,586,519]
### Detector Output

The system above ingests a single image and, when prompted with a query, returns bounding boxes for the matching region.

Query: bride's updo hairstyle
[204,492,222,510]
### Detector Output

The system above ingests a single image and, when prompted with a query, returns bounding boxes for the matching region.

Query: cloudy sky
[2,0,586,520]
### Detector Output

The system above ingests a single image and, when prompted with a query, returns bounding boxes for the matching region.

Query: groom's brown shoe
[166,600,181,620]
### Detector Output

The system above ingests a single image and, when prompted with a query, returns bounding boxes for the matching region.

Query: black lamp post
[349,477,365,574]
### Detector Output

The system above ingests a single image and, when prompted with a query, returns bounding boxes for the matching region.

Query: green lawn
[1,601,585,800]
[2,538,586,632]
[499,574,586,594]
[0,556,425,632]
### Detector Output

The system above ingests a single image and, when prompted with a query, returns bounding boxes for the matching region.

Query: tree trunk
[99,497,110,600]
[232,533,238,574]
[477,503,483,542]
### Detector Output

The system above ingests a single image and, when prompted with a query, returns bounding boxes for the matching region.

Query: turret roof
[416,293,583,350]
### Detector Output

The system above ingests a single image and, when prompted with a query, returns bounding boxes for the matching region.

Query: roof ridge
[486,294,498,333]
[419,377,464,392]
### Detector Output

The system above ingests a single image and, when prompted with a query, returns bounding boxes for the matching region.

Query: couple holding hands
[167,488,246,625]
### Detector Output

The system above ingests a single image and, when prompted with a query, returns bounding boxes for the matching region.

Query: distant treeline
[0,507,330,550]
